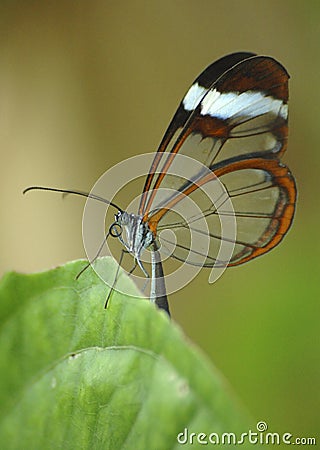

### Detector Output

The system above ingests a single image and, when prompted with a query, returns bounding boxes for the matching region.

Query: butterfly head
[110,211,154,260]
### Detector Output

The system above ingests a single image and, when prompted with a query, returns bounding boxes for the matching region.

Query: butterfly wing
[143,55,296,267]
[138,52,256,214]
[154,157,296,267]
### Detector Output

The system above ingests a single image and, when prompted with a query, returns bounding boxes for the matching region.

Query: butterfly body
[113,211,154,276]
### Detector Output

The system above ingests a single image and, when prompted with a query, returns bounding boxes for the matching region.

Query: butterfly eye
[110,222,122,238]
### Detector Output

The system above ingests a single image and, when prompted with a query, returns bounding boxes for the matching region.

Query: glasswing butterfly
[24,52,296,317]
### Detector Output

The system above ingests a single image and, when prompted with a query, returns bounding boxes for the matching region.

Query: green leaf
[0,258,255,449]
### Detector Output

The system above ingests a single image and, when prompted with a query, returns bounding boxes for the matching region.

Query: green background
[0,0,318,442]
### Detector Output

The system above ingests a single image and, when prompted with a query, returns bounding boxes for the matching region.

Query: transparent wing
[141,55,289,218]
[155,158,296,267]
[138,52,256,214]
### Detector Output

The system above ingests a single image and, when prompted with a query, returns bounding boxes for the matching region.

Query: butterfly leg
[76,229,111,280]
[104,249,128,308]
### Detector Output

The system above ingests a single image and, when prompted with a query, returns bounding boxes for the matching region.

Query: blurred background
[1,0,319,441]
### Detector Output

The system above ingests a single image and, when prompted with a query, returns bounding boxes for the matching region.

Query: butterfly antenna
[23,186,123,212]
